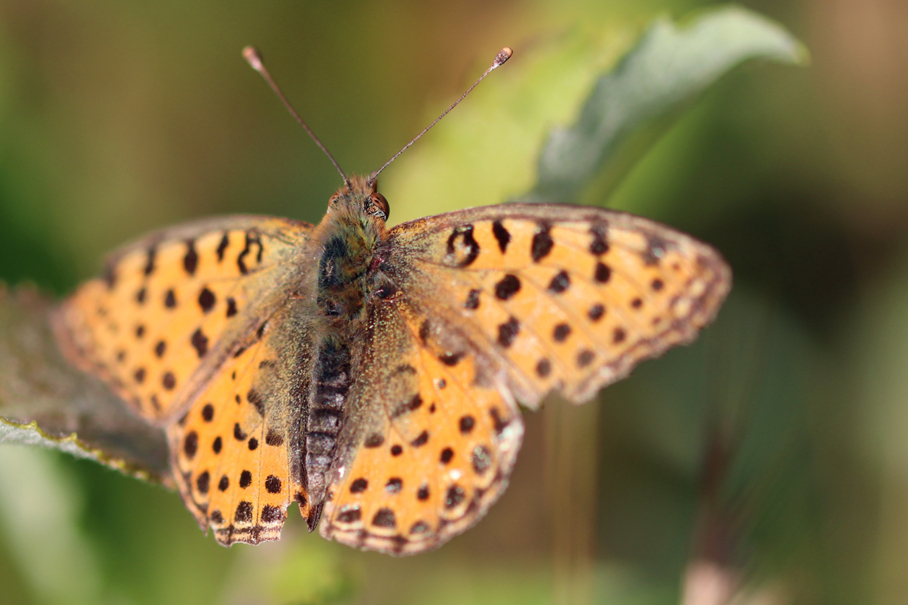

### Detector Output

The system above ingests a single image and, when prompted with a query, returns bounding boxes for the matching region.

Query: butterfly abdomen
[304,336,351,505]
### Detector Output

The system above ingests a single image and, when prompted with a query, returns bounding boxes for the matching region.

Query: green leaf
[0,285,170,483]
[523,5,808,204]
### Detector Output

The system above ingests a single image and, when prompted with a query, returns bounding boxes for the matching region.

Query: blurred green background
[1,0,905,604]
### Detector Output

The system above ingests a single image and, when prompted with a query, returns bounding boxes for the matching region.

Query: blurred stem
[682,420,740,605]
[544,398,599,605]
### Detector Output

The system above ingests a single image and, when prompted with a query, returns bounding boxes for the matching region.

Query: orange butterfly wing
[167,303,320,544]
[319,297,522,554]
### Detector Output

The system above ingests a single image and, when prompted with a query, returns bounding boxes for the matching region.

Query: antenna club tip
[493,47,513,68]
[243,46,264,71]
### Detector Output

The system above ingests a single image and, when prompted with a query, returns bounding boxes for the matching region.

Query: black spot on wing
[643,233,669,265]
[143,247,157,276]
[198,288,216,313]
[261,505,284,523]
[472,445,492,475]
[548,271,570,293]
[445,485,465,509]
[336,506,361,524]
[553,323,571,342]
[577,350,595,367]
[235,501,252,523]
[588,304,605,321]
[492,220,510,253]
[265,475,282,494]
[497,317,520,348]
[589,223,609,255]
[391,393,424,419]
[595,263,611,283]
[191,328,208,358]
[385,478,403,494]
[162,372,176,390]
[237,232,263,274]
[411,431,429,447]
[350,478,368,493]
[216,233,229,262]
[196,471,210,494]
[184,240,199,275]
[183,431,198,458]
[372,508,396,528]
[531,223,554,262]
[495,275,521,300]
[234,423,248,441]
[364,433,384,448]
[464,289,481,310]
[439,351,464,366]
[445,225,480,267]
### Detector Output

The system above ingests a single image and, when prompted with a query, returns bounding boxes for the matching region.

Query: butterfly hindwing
[168,304,319,545]
[55,216,313,423]
[381,203,731,407]
[320,296,523,554]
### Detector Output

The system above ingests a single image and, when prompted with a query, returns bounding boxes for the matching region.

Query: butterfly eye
[369,193,390,221]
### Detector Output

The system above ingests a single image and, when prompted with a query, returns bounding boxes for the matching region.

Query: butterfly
[52,47,731,555]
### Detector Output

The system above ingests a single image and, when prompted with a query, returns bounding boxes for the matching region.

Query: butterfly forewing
[382,203,731,407]
[55,216,313,423]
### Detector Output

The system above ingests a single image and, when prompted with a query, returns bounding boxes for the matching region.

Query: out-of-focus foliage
[0,1,903,604]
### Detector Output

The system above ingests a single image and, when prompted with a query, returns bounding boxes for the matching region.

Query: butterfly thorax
[313,176,389,324]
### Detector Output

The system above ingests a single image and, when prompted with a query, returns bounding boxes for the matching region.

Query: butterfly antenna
[243,46,349,185]
[368,47,512,185]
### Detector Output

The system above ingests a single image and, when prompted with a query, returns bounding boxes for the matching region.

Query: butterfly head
[328,175,390,223]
